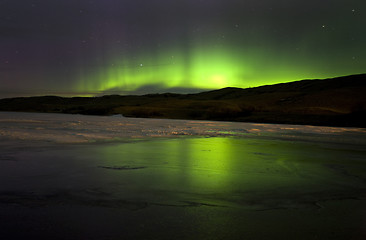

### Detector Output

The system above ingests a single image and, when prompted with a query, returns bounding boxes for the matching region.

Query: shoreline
[1,74,365,128]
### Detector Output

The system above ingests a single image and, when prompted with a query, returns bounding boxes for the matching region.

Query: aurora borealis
[0,0,365,97]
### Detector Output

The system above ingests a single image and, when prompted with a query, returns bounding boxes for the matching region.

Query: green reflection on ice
[97,137,316,194]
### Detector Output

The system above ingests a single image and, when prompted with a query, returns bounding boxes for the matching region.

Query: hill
[0,74,365,127]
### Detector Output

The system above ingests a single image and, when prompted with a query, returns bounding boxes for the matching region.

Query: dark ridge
[191,87,247,100]
[253,74,366,93]
[0,74,365,128]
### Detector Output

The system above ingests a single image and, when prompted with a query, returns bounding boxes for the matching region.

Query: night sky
[1,0,365,97]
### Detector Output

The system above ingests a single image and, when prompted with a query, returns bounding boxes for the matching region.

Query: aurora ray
[0,0,365,97]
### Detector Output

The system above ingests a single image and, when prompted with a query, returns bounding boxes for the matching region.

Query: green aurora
[0,0,365,97]
[75,23,365,95]
[76,41,364,94]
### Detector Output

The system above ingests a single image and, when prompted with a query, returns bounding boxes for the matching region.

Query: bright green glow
[75,41,359,94]
[77,46,249,92]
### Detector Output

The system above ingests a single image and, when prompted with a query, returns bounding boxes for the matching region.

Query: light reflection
[96,137,318,196]
[2,128,366,213]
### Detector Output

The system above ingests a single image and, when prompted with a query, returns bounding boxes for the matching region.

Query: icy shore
[1,111,365,144]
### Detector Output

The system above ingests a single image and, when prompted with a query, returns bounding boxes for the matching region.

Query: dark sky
[0,0,365,97]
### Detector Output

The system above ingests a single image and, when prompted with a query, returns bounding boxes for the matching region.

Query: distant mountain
[0,74,365,127]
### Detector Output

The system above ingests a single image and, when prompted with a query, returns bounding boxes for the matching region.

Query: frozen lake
[0,112,366,239]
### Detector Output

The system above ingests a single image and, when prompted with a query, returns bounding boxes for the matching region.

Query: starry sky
[0,0,365,97]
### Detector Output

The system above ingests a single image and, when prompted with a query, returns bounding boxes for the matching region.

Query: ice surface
[0,112,366,239]
[0,111,365,144]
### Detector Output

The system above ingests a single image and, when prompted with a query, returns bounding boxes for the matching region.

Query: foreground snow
[0,111,365,144]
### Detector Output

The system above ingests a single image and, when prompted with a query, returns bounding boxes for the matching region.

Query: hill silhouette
[0,74,365,127]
